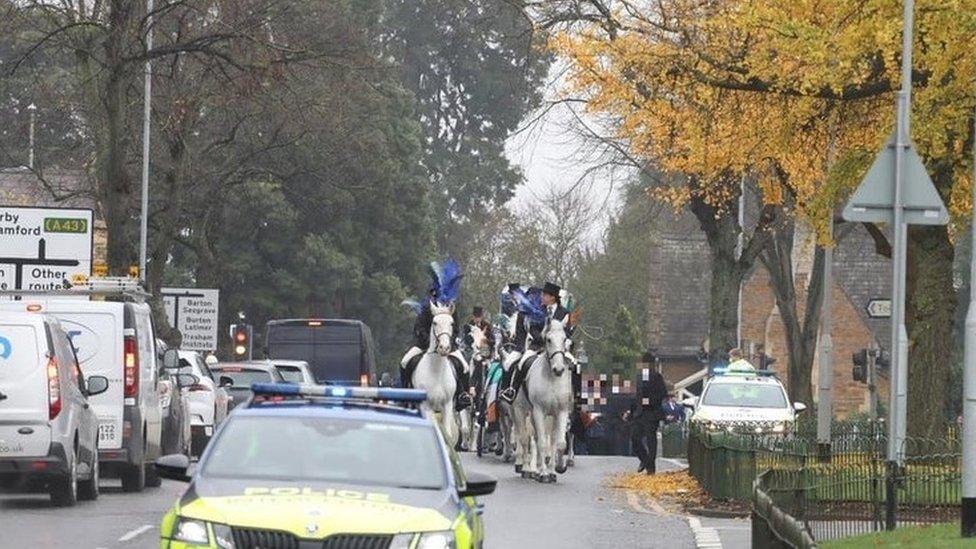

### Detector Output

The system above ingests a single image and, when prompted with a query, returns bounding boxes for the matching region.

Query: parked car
[156,340,193,459]
[264,359,315,384]
[177,350,229,456]
[0,299,169,492]
[265,319,377,386]
[209,362,285,411]
[0,311,109,506]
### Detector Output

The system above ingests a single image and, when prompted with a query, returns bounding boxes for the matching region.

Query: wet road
[1,456,699,548]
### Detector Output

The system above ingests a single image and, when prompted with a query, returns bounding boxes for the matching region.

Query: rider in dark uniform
[401,288,471,409]
[499,282,572,403]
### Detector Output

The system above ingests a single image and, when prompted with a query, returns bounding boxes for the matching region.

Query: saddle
[404,351,466,377]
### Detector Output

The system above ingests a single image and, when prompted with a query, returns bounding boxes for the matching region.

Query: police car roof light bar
[250,383,428,403]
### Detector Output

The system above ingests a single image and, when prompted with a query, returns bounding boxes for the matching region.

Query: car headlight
[173,517,209,544]
[390,531,456,549]
[172,517,235,548]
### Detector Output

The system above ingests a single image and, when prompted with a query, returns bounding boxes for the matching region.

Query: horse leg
[442,402,458,449]
[531,408,549,482]
[554,409,570,475]
[457,409,470,451]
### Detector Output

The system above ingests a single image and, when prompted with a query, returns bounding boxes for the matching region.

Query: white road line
[687,516,724,549]
[118,524,154,542]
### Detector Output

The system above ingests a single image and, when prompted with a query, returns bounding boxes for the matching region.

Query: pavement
[0,455,733,549]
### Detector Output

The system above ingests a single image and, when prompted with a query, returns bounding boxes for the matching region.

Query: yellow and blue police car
[154,384,495,549]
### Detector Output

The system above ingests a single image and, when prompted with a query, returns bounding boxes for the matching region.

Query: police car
[684,364,807,434]
[154,384,494,549]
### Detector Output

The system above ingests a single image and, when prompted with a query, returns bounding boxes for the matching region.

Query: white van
[0,299,166,491]
[0,311,108,506]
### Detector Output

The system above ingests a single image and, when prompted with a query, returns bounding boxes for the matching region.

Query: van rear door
[25,304,127,450]
[0,318,52,458]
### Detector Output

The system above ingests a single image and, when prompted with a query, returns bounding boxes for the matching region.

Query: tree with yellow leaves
[542,0,976,436]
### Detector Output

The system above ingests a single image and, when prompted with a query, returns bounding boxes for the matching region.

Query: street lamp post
[962,110,976,538]
[138,0,154,283]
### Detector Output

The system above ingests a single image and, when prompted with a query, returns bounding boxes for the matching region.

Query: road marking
[118,524,153,542]
[687,516,724,549]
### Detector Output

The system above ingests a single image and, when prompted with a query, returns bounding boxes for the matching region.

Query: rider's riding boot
[499,364,525,403]
[454,365,473,410]
[400,347,423,388]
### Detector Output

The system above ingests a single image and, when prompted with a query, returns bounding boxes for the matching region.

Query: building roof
[0,168,94,210]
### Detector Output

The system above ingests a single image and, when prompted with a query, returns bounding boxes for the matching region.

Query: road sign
[162,288,220,352]
[866,299,892,318]
[842,133,949,226]
[0,206,93,296]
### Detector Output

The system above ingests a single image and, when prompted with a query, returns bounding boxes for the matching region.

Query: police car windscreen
[203,416,446,489]
[701,383,787,408]
[267,324,361,383]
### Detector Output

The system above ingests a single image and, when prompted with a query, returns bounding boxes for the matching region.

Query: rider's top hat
[473,306,484,316]
[507,282,521,292]
[542,282,561,297]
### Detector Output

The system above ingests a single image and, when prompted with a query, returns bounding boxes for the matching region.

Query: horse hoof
[521,471,533,480]
[549,474,558,483]
[503,455,512,463]
[495,448,504,457]
[514,464,522,474]
[567,459,575,467]
[555,463,567,474]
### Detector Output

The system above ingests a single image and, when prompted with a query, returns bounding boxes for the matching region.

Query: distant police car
[155,384,495,549]
[685,364,807,434]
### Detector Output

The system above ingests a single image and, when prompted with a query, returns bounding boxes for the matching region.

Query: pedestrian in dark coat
[624,368,668,474]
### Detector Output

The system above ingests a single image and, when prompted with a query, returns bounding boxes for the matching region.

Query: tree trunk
[101,1,137,275]
[689,192,746,364]
[905,224,954,438]
[760,216,825,405]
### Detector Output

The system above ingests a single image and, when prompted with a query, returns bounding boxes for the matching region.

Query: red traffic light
[235,331,247,343]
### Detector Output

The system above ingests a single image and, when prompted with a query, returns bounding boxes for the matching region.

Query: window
[701,383,788,409]
[204,416,446,489]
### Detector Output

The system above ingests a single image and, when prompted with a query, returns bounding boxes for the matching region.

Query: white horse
[457,323,490,451]
[512,317,574,483]
[404,302,461,447]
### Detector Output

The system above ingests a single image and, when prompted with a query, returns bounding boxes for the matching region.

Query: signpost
[866,299,892,319]
[0,206,93,297]
[841,0,948,531]
[162,288,220,352]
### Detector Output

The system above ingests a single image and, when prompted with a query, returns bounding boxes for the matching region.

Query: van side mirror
[162,349,180,370]
[155,454,191,482]
[458,470,496,498]
[793,402,808,413]
[219,375,234,388]
[86,375,109,397]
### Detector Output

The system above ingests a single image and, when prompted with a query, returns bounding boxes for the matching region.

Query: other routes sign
[162,288,220,352]
[0,205,93,295]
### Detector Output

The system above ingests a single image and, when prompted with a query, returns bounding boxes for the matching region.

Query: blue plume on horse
[513,287,546,324]
[428,258,462,304]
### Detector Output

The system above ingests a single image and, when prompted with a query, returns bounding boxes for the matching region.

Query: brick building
[646,196,890,417]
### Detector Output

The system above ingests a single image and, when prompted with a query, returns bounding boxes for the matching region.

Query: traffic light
[852,349,868,383]
[231,323,252,360]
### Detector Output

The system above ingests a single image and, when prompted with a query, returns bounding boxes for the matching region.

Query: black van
[265,319,377,386]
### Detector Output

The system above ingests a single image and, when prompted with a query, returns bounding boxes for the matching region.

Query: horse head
[469,324,490,362]
[544,318,569,377]
[429,301,455,357]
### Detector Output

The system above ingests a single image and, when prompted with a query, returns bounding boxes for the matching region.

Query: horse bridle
[430,312,454,352]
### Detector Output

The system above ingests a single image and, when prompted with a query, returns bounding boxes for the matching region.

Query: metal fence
[687,420,961,545]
